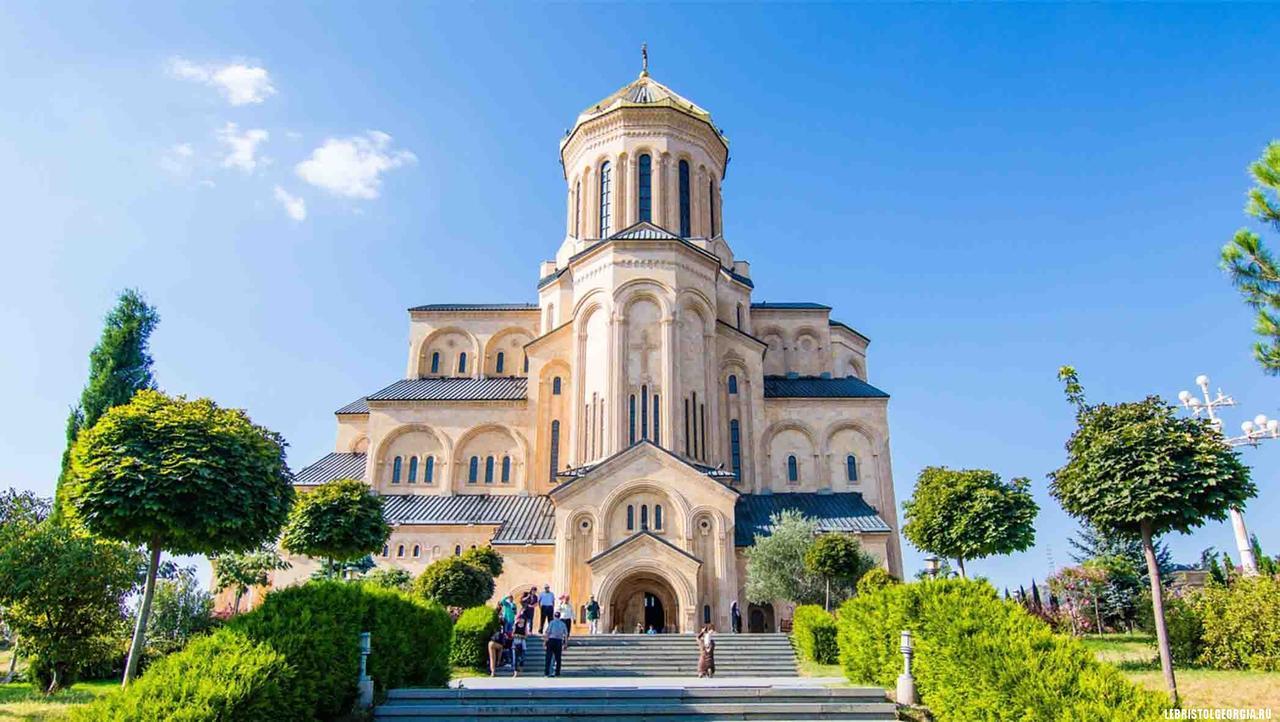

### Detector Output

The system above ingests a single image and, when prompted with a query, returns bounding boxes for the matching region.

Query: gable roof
[550,440,738,496]
[751,302,831,311]
[734,492,891,546]
[763,375,889,399]
[296,452,366,486]
[367,377,528,402]
[608,221,682,241]
[381,494,556,545]
[408,303,538,312]
[336,397,369,415]
[587,530,701,565]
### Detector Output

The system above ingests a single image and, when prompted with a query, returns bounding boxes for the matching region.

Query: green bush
[450,605,500,671]
[856,568,898,596]
[791,605,838,664]
[70,629,294,721]
[837,579,1167,721]
[1195,575,1280,671]
[414,557,495,609]
[1161,593,1204,667]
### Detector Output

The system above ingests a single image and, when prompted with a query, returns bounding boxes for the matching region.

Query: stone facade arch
[760,419,819,491]
[483,327,534,377]
[371,424,451,492]
[451,424,528,492]
[599,479,690,542]
[417,326,481,378]
[597,561,697,632]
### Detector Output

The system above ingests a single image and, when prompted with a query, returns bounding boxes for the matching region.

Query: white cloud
[168,57,276,106]
[273,185,306,221]
[217,122,269,172]
[159,143,195,175]
[295,131,416,199]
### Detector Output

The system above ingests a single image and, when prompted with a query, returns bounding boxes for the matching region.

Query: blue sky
[3,3,1279,593]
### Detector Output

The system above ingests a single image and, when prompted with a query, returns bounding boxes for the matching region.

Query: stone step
[375,702,896,721]
[386,688,886,702]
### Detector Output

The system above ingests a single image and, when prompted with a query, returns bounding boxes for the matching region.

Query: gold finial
[640,43,649,77]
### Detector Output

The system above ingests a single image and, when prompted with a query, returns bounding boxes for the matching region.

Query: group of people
[486,584,602,677]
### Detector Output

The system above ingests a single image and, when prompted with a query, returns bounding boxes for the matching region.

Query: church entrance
[747,602,775,633]
[608,571,680,633]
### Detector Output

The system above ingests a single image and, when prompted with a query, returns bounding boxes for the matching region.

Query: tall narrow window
[574,180,581,237]
[684,399,691,456]
[599,160,613,237]
[408,456,418,484]
[550,420,561,479]
[413,544,421,558]
[396,544,405,558]
[736,304,743,329]
[455,545,461,556]
[392,456,402,484]
[382,545,389,557]
[704,604,712,624]
[640,504,649,530]
[708,180,717,237]
[655,504,663,531]
[653,395,661,446]
[458,352,467,374]
[787,455,799,483]
[700,404,707,461]
[629,394,636,445]
[424,456,434,484]
[502,456,511,484]
[523,355,529,373]
[641,385,649,440]
[430,352,440,374]
[627,504,635,531]
[846,454,858,482]
[638,154,652,222]
[496,352,505,374]
[728,375,738,394]
[678,160,691,237]
[484,456,495,484]
[553,377,562,395]
[468,456,479,484]
[691,392,699,459]
[730,419,742,479]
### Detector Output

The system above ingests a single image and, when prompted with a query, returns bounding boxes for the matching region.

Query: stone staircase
[520,633,800,677]
[375,686,898,721]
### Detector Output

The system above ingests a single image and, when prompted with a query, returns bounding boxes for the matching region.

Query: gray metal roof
[408,303,538,312]
[750,302,831,310]
[552,441,738,492]
[295,452,367,486]
[381,494,555,545]
[609,221,681,241]
[587,530,701,565]
[734,492,891,546]
[336,397,369,414]
[763,375,889,399]
[828,320,870,343]
[367,377,528,402]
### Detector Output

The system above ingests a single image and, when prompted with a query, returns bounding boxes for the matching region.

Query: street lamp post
[924,556,941,580]
[1177,374,1274,576]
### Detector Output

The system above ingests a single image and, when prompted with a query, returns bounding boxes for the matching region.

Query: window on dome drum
[484,456,495,484]
[638,154,652,222]
[501,456,511,484]
[787,455,799,483]
[392,456,402,484]
[496,352,505,374]
[654,504,663,530]
[458,352,467,374]
[468,456,479,484]
[599,160,612,237]
[629,394,636,445]
[396,544,405,558]
[730,419,742,479]
[678,160,691,237]
[574,180,581,237]
[424,456,434,484]
[728,375,738,394]
[653,395,660,445]
[430,352,440,374]
[408,456,418,484]
[709,180,716,237]
[627,504,635,531]
[412,545,420,558]
[553,377,562,395]
[846,454,858,482]
[549,420,561,479]
[640,504,649,530]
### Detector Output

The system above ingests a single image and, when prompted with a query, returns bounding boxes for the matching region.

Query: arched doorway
[747,602,775,633]
[608,571,680,633]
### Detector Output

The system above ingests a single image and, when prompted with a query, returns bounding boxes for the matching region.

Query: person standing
[521,587,537,628]
[487,628,506,677]
[696,624,716,678]
[585,595,600,634]
[538,584,556,633]
[499,594,517,633]
[511,616,528,676]
[544,612,568,677]
[731,600,742,634]
[558,595,576,636]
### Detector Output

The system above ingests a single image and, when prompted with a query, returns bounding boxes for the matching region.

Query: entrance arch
[747,602,775,633]
[608,571,678,633]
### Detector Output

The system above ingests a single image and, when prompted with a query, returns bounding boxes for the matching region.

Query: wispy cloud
[273,185,306,221]
[168,57,277,106]
[159,142,195,175]
[295,131,415,199]
[217,122,269,173]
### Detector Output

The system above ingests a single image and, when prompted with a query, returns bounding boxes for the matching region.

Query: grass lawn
[796,658,843,678]
[0,680,115,721]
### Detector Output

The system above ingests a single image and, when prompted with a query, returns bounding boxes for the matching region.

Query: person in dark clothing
[544,612,568,677]
[730,600,742,634]
[521,587,537,627]
[512,616,528,676]
[538,584,556,633]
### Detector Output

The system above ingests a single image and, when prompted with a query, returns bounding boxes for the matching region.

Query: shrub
[414,557,495,608]
[450,606,500,671]
[460,546,504,577]
[364,567,412,591]
[1161,593,1203,667]
[791,605,838,664]
[837,579,1167,721]
[856,568,898,596]
[1195,575,1280,671]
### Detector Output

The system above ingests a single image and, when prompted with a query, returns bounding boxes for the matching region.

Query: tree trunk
[2,637,18,683]
[1093,594,1103,634]
[46,664,61,695]
[825,578,831,611]
[123,544,162,687]
[1141,521,1178,707]
[956,557,967,579]
[233,589,243,616]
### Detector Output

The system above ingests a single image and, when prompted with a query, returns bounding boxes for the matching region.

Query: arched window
[412,544,421,558]
[736,304,743,329]
[396,544,405,558]
[391,456,402,484]
[729,419,742,479]
[654,504,663,531]
[627,504,635,531]
[598,160,613,237]
[708,180,717,237]
[549,420,561,479]
[574,180,581,237]
[468,456,479,484]
[641,385,649,440]
[382,544,389,557]
[484,456,495,484]
[553,377,562,395]
[703,604,712,624]
[638,154,652,222]
[846,454,858,482]
[430,352,440,374]
[496,352,505,374]
[501,456,511,484]
[458,352,467,374]
[678,160,691,237]
[424,456,434,484]
[629,394,637,445]
[523,355,529,373]
[640,504,649,530]
[787,455,799,483]
[408,456,418,484]
[728,375,738,394]
[652,394,660,446]
[454,545,461,556]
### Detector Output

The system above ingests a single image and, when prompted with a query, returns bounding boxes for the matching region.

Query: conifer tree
[1221,141,1280,373]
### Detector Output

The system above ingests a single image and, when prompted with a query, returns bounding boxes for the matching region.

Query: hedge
[73,581,452,721]
[450,605,500,671]
[792,605,838,664]
[1194,575,1280,671]
[837,579,1168,721]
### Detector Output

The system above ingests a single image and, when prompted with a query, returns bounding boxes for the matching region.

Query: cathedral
[280,63,903,635]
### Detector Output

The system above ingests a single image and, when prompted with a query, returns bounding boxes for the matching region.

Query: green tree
[212,547,291,615]
[1221,141,1280,373]
[146,565,215,655]
[744,510,824,606]
[1049,366,1255,705]
[363,567,413,591]
[902,466,1038,578]
[803,533,878,610]
[413,557,495,608]
[0,489,52,682]
[281,479,390,576]
[460,546,504,578]
[56,290,160,520]
[0,523,140,693]
[1251,534,1279,577]
[65,390,295,687]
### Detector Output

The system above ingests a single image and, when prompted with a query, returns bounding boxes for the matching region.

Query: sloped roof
[408,303,538,312]
[763,375,889,399]
[587,530,701,565]
[367,377,528,402]
[734,492,891,546]
[572,74,721,141]
[552,440,738,493]
[296,452,366,486]
[750,302,831,311]
[381,494,555,545]
[336,397,369,414]
[608,221,682,241]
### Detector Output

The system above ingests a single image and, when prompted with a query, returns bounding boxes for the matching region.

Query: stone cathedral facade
[279,67,903,635]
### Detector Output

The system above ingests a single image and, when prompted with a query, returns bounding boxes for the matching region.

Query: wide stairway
[375,686,897,721]
[521,633,800,678]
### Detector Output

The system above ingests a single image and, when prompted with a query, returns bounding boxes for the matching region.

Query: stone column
[625,156,638,227]
[653,154,666,227]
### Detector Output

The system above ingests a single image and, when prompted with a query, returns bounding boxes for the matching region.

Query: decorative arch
[570,289,610,327]
[599,479,691,540]
[349,435,370,454]
[597,562,697,620]
[761,419,819,489]
[676,289,716,334]
[484,327,534,376]
[451,424,528,490]
[371,424,451,489]
[613,279,675,321]
[416,326,481,377]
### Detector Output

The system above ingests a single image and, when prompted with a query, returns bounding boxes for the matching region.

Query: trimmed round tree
[66,390,295,686]
[413,556,495,609]
[803,533,877,610]
[280,478,390,576]
[1049,366,1255,705]
[902,466,1038,578]
[459,545,504,578]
